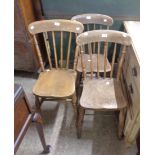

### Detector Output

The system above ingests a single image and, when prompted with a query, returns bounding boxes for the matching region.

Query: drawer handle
[129,84,134,94]
[132,67,137,77]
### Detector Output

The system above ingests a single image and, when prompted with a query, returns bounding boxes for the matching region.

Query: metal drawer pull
[132,67,137,77]
[129,84,134,94]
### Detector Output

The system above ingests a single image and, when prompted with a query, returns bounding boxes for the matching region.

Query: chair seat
[80,78,127,109]
[76,54,111,72]
[33,69,77,98]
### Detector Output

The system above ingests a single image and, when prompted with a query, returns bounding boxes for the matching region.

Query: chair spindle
[116,46,126,81]
[97,42,100,78]
[52,31,58,68]
[87,24,89,31]
[60,31,63,68]
[33,35,45,71]
[93,24,96,53]
[88,44,93,79]
[43,32,52,69]
[66,32,72,69]
[104,42,108,78]
[73,45,79,70]
[81,46,86,79]
[110,43,117,78]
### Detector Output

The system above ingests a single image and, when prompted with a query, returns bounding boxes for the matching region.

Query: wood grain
[28,19,84,35]
[71,13,113,26]
[33,69,77,98]
[80,78,127,109]
[76,30,131,46]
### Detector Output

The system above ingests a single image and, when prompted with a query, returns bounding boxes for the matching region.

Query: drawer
[129,49,140,93]
[126,66,140,118]
[14,98,30,141]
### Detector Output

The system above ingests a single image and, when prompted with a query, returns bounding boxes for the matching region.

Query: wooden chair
[28,20,84,116]
[71,13,113,73]
[76,30,131,139]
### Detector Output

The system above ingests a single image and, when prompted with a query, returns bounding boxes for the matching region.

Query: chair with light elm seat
[76,30,131,139]
[28,20,84,116]
[71,13,113,73]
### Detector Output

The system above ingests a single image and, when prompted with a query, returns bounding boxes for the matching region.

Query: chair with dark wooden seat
[71,13,113,73]
[76,30,131,139]
[28,20,84,115]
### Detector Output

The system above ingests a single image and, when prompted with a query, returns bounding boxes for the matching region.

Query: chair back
[71,14,113,54]
[71,13,113,30]
[28,20,84,71]
[76,30,131,80]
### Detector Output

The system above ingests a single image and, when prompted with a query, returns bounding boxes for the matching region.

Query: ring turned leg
[72,92,78,117]
[77,105,85,139]
[32,113,51,154]
[118,108,126,139]
[35,96,42,113]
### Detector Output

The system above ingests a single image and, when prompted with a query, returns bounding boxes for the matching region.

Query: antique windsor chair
[71,13,113,73]
[28,20,84,116]
[76,30,131,139]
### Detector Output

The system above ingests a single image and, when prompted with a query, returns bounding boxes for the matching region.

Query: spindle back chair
[71,14,113,73]
[28,20,84,115]
[76,30,131,138]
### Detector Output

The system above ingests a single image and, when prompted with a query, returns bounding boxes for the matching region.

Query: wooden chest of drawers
[122,21,140,144]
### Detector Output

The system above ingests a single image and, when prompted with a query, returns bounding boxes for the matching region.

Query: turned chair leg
[35,96,42,113]
[118,108,126,139]
[72,92,78,116]
[32,113,51,154]
[77,105,85,139]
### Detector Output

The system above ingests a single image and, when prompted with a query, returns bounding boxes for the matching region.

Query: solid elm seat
[33,69,77,98]
[80,78,127,109]
[76,54,111,72]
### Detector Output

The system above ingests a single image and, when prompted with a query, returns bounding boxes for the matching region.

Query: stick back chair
[76,30,131,139]
[71,13,113,73]
[28,20,84,115]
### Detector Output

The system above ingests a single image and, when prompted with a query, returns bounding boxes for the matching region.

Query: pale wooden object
[88,44,93,79]
[76,54,111,72]
[52,31,58,68]
[73,45,79,70]
[93,24,96,53]
[28,19,84,116]
[80,46,86,79]
[33,69,77,97]
[117,46,126,80]
[43,32,52,69]
[80,78,127,109]
[76,30,131,139]
[110,43,117,78]
[28,19,84,35]
[33,35,45,71]
[66,32,72,69]
[72,14,113,73]
[123,21,140,145]
[104,42,108,78]
[76,30,131,46]
[71,13,113,27]
[60,31,63,68]
[97,42,100,78]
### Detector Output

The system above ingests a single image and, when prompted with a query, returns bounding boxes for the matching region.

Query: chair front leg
[72,92,78,116]
[118,108,126,139]
[77,105,85,139]
[35,95,42,113]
